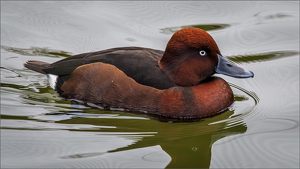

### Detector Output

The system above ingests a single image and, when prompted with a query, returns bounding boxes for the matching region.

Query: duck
[24,27,253,120]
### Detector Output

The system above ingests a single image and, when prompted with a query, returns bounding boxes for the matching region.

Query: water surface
[1,1,299,168]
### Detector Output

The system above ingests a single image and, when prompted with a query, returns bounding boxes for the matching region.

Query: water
[1,1,299,168]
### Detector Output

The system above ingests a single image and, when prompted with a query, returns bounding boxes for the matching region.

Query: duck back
[42,47,176,90]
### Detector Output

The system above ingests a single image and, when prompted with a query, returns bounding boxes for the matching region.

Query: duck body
[60,62,233,119]
[24,27,253,119]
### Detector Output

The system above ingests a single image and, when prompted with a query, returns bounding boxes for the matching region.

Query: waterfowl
[24,27,253,119]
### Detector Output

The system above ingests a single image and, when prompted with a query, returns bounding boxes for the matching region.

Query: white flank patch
[47,74,58,90]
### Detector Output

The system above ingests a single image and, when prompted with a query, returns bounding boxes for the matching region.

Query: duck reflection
[58,107,246,168]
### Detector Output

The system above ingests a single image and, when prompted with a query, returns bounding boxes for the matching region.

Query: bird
[24,27,254,120]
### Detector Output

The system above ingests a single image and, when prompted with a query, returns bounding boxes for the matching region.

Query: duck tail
[24,60,50,74]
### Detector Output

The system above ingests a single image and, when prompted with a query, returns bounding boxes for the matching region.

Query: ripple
[1,46,72,58]
[230,82,260,104]
[1,67,22,79]
[1,129,143,168]
[217,12,298,56]
[209,82,259,127]
[211,118,299,168]
[60,152,106,159]
[244,55,299,120]
[1,118,116,131]
[1,1,299,168]
[142,151,172,162]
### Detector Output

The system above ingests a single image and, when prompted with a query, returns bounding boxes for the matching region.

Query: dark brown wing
[26,47,176,89]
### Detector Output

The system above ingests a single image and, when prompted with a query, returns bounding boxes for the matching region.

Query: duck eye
[199,50,206,56]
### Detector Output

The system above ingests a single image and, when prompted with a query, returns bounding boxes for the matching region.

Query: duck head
[158,27,253,86]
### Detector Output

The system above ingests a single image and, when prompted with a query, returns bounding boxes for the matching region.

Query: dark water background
[1,1,299,168]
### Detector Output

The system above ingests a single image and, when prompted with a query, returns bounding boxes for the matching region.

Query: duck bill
[215,54,254,78]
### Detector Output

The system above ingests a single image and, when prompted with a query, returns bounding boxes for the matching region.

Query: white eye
[199,50,206,56]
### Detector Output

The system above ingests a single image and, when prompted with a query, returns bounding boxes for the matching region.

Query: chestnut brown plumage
[60,62,233,119]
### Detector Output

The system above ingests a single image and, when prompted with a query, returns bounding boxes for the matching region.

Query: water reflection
[1,46,72,58]
[160,24,230,34]
[227,51,299,64]
[54,109,247,168]
[2,79,252,168]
